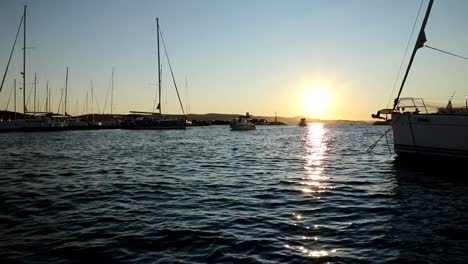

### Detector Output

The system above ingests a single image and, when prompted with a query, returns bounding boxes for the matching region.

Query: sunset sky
[1,0,467,120]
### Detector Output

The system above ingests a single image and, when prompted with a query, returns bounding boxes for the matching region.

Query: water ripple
[1,125,467,263]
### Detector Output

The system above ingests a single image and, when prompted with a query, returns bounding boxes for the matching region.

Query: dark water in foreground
[1,124,467,263]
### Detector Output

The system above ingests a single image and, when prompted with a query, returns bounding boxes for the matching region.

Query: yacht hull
[391,113,468,159]
[121,119,186,130]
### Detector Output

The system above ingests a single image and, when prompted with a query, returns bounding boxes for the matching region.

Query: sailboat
[0,5,65,132]
[372,0,468,159]
[122,18,186,130]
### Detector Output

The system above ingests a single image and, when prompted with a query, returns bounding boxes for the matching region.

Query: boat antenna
[393,0,434,110]
[159,30,186,117]
[0,12,23,94]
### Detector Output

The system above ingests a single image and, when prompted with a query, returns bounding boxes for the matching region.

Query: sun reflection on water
[301,123,330,194]
[286,123,337,259]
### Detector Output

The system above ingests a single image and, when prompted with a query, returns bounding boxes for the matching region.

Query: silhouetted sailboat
[122,18,186,130]
[0,5,66,132]
[372,0,468,159]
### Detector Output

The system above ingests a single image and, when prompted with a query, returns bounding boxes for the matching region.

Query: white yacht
[230,113,256,131]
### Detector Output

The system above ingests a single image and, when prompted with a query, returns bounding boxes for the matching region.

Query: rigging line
[5,83,14,110]
[367,125,394,153]
[386,0,424,109]
[159,30,186,117]
[424,45,468,61]
[1,15,23,94]
[26,81,33,107]
[57,88,63,114]
[103,72,112,114]
[153,70,160,113]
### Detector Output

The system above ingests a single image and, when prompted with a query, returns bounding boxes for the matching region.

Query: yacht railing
[395,97,429,114]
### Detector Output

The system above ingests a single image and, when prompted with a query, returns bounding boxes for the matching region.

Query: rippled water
[1,124,467,263]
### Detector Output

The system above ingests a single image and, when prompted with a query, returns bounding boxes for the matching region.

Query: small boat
[230,112,256,131]
[298,118,307,127]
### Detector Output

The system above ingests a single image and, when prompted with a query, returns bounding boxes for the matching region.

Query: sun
[303,87,330,117]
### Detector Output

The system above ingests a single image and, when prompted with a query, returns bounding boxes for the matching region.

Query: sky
[1,0,467,120]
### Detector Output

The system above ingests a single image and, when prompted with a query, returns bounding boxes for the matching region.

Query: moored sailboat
[372,0,468,159]
[122,18,186,130]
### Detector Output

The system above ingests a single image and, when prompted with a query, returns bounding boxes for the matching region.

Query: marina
[1,1,468,263]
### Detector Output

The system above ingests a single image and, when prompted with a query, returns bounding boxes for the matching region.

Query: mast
[185,75,189,114]
[14,79,17,119]
[23,5,26,114]
[91,80,94,123]
[393,0,434,109]
[47,81,50,112]
[111,67,114,115]
[33,72,37,114]
[157,18,161,115]
[64,67,68,117]
[86,91,88,119]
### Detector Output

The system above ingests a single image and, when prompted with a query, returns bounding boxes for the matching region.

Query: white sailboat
[373,0,468,159]
[122,18,186,130]
[0,5,58,132]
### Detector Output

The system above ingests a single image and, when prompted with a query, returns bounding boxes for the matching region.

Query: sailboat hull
[121,119,186,130]
[391,113,468,159]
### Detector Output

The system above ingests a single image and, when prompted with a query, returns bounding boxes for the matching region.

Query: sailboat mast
[111,67,114,115]
[64,67,68,117]
[34,72,37,114]
[157,17,161,115]
[46,80,49,112]
[23,5,26,114]
[14,79,17,119]
[91,80,94,123]
[86,91,88,118]
[393,0,434,109]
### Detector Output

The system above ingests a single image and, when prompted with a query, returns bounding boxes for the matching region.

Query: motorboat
[230,112,256,131]
[298,118,307,127]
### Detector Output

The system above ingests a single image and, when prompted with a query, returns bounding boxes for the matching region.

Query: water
[1,124,467,263]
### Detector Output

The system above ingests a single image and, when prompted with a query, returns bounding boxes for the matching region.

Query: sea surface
[1,124,467,263]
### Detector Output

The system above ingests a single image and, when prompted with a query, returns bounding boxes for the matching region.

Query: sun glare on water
[303,87,330,117]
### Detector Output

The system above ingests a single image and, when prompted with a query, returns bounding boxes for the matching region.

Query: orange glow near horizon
[303,86,330,118]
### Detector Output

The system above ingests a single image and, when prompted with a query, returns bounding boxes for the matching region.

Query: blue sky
[1,0,467,120]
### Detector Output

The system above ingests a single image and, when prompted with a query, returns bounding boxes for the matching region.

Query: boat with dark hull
[122,112,185,130]
[298,118,307,127]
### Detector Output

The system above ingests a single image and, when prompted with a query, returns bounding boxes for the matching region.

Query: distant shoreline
[0,111,369,125]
